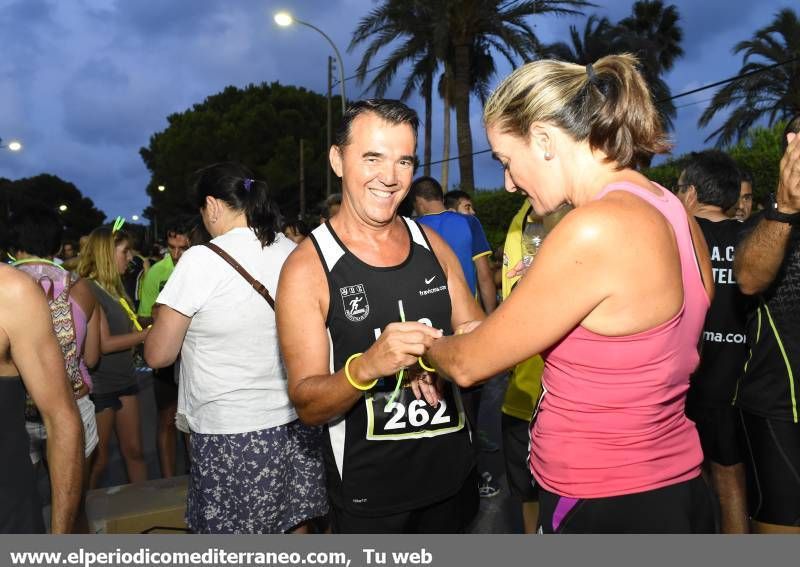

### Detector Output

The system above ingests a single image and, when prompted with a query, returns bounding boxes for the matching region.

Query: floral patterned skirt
[187,419,328,534]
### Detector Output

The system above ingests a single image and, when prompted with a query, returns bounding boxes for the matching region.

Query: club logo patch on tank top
[340,283,370,322]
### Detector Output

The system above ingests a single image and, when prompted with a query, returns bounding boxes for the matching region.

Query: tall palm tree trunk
[453,41,475,191]
[442,98,451,189]
[422,70,433,177]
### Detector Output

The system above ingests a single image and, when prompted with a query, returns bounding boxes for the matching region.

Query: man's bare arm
[474,254,497,314]
[3,270,82,533]
[736,134,800,295]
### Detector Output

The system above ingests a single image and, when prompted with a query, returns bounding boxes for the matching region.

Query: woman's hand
[506,259,530,279]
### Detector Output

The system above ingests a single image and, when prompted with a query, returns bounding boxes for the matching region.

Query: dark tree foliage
[140,82,337,227]
[0,174,106,242]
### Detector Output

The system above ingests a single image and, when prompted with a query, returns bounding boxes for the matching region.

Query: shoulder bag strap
[202,242,275,309]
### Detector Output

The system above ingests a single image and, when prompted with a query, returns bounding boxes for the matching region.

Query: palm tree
[446,0,591,191]
[699,8,800,147]
[540,15,616,63]
[349,0,447,176]
[618,0,684,132]
[540,2,683,135]
[440,38,496,188]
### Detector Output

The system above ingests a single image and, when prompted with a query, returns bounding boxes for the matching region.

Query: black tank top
[735,213,800,422]
[689,218,752,406]
[310,218,474,516]
[0,377,44,533]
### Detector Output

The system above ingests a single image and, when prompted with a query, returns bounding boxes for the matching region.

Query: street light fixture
[131,214,140,222]
[58,204,68,213]
[274,10,346,197]
[157,185,166,192]
[0,137,22,152]
[273,11,346,114]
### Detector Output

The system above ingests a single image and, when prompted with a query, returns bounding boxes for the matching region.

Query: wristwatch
[764,193,800,225]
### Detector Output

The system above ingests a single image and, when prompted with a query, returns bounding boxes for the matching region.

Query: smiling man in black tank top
[0,265,82,533]
[277,100,484,533]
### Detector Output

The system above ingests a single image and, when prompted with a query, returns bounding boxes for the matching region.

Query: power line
[417,55,800,168]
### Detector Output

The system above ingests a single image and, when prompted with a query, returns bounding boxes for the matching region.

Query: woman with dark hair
[144,162,327,534]
[425,55,716,533]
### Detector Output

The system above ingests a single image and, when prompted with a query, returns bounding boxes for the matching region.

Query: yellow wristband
[344,353,378,391]
[418,357,435,372]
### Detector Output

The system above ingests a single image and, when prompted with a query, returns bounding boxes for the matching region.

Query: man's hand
[407,363,445,407]
[777,132,800,213]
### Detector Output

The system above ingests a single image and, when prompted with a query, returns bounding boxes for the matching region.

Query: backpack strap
[202,242,275,309]
[37,275,56,302]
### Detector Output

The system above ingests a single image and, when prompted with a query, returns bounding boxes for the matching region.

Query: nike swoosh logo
[425,276,436,284]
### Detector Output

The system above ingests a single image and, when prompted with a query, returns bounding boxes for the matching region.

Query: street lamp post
[275,12,345,198]
[1,137,22,218]
[274,12,346,114]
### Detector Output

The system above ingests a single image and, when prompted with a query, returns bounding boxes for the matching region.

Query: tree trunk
[442,88,451,189]
[453,41,474,191]
[423,70,433,177]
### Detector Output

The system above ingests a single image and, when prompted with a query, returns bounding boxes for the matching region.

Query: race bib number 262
[364,383,465,440]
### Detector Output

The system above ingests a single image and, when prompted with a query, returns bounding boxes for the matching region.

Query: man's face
[330,112,416,227]
[734,181,753,221]
[455,198,475,215]
[62,244,75,259]
[166,233,190,264]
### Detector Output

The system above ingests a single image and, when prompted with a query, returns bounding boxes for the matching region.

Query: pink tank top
[529,182,709,498]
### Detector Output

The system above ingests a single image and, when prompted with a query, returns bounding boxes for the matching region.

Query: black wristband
[765,193,800,225]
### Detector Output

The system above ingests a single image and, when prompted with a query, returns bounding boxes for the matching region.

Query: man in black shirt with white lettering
[676,149,752,533]
[734,118,800,534]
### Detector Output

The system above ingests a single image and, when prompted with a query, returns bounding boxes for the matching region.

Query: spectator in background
[61,240,78,261]
[731,169,754,222]
[121,229,150,313]
[10,206,101,533]
[444,190,476,216]
[282,219,310,244]
[675,150,752,533]
[145,162,327,534]
[319,193,342,225]
[733,117,800,534]
[78,226,150,488]
[0,264,83,533]
[138,218,192,479]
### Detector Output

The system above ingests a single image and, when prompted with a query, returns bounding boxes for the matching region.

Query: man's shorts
[329,468,479,533]
[26,395,99,463]
[501,413,538,502]
[740,410,800,526]
[686,402,744,466]
[90,383,139,413]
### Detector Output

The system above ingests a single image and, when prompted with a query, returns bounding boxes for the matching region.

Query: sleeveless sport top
[0,377,44,532]
[310,218,474,516]
[530,182,708,498]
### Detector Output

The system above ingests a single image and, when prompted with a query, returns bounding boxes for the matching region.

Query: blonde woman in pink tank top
[426,55,717,533]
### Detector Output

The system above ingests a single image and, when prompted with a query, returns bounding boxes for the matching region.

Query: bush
[472,189,525,250]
